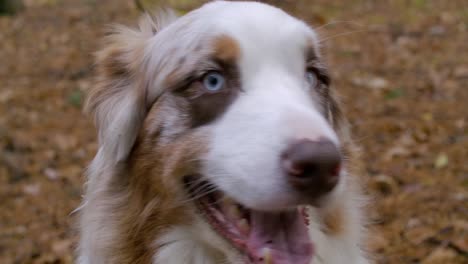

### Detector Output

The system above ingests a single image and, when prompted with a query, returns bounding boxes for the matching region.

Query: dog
[77,1,370,263]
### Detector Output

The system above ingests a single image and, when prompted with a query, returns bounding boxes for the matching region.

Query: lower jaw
[195,197,314,264]
[182,175,314,263]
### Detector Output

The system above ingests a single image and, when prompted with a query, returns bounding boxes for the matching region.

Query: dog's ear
[85,11,177,165]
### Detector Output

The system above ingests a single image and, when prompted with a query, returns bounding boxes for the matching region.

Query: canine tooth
[237,218,250,235]
[222,197,234,209]
[262,247,272,264]
[222,197,233,203]
[226,204,241,219]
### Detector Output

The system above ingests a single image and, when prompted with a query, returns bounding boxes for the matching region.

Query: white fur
[307,175,370,264]
[204,66,339,211]
[153,218,240,264]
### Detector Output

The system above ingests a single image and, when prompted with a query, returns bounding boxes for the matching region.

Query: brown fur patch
[79,13,204,263]
[213,35,241,63]
[160,35,242,128]
[163,35,240,90]
[97,46,128,77]
[164,66,184,90]
[322,206,345,236]
[84,26,148,128]
[98,103,210,262]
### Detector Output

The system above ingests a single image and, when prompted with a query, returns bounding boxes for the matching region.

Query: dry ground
[0,0,467,263]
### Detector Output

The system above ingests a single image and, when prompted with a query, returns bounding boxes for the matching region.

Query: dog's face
[87,2,349,263]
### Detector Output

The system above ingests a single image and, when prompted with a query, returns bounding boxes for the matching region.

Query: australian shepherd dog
[77,1,370,263]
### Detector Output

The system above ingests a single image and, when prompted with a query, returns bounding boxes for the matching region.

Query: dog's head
[86,2,351,263]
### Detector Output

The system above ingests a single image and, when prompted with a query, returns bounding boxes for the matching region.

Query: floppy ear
[85,12,176,165]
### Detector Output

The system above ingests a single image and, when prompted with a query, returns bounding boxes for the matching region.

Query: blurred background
[0,0,467,263]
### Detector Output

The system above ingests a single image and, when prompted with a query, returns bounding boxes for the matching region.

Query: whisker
[184,178,209,190]
[314,20,366,32]
[178,180,219,205]
[178,190,218,206]
[318,29,369,44]
[184,182,216,198]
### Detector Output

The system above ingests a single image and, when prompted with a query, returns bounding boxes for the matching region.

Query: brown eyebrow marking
[212,35,241,63]
[305,37,319,61]
[164,35,240,92]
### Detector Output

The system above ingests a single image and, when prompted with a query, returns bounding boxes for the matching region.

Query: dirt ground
[0,0,467,263]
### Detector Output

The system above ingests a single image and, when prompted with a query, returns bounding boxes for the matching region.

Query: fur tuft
[85,10,177,164]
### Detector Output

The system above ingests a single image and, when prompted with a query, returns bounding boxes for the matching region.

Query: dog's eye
[203,72,225,92]
[306,70,318,88]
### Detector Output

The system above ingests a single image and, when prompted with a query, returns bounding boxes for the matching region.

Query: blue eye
[306,70,318,88]
[203,72,225,92]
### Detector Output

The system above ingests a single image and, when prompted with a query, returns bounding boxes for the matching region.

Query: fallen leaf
[421,246,458,264]
[429,25,446,36]
[44,167,59,181]
[67,90,83,108]
[23,183,41,196]
[405,225,436,245]
[385,89,404,100]
[451,237,468,254]
[421,112,433,122]
[52,239,73,256]
[371,174,398,195]
[351,76,389,90]
[454,66,468,79]
[434,154,449,169]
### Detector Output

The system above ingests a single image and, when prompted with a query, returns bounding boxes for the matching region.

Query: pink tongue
[246,210,313,264]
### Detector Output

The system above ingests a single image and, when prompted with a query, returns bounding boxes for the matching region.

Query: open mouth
[184,177,314,264]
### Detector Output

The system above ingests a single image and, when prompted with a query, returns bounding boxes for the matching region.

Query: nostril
[331,163,341,177]
[283,158,305,176]
[282,138,342,194]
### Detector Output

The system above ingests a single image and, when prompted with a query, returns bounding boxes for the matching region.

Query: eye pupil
[209,76,218,86]
[203,72,225,91]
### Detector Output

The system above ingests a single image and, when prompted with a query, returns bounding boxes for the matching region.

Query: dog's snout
[282,138,341,196]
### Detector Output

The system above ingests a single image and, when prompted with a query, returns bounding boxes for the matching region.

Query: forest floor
[0,0,467,263]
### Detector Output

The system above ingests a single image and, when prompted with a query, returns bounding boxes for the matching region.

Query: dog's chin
[183,176,314,264]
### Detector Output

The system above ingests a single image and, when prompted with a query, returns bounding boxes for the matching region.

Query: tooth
[226,203,241,220]
[222,197,231,205]
[237,218,250,235]
[262,247,272,264]
[221,197,233,209]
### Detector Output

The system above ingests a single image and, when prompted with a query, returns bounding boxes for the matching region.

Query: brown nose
[282,139,341,197]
